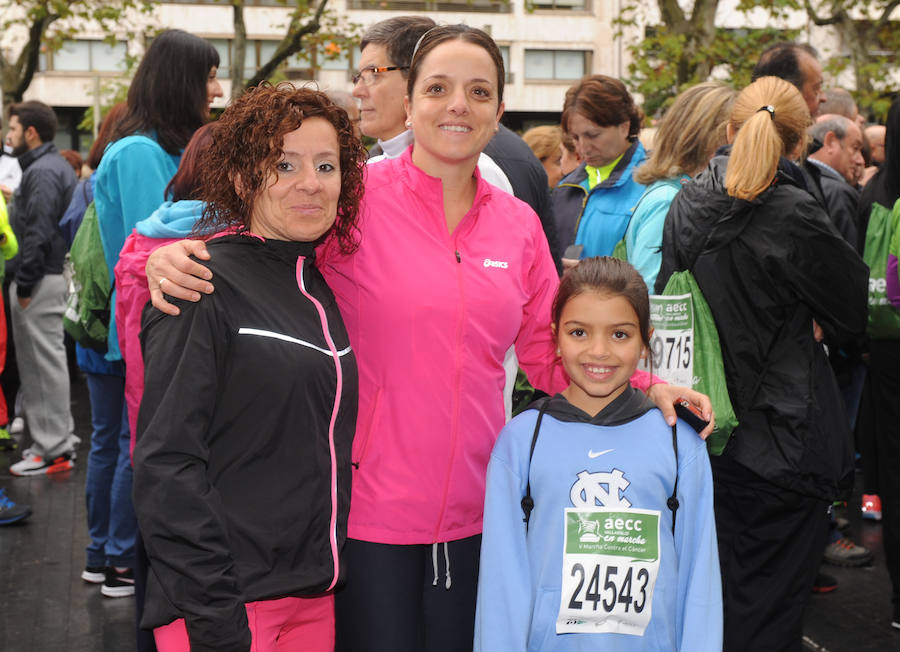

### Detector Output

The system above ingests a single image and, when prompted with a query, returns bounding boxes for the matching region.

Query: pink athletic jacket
[320,148,653,544]
[115,231,180,456]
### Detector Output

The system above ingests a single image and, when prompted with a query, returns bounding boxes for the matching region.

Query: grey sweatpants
[10,275,73,457]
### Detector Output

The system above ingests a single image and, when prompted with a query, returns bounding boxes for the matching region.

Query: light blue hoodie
[475,388,722,652]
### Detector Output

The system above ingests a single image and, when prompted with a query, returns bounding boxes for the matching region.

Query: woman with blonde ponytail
[656,76,868,650]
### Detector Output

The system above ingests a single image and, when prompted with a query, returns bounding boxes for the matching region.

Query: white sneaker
[10,448,74,476]
[9,417,24,434]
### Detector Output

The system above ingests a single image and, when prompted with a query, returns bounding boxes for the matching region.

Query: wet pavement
[1,374,898,651]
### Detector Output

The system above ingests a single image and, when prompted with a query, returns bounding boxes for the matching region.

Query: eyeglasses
[351,66,409,86]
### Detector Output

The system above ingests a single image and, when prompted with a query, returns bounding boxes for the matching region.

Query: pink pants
[154,594,334,652]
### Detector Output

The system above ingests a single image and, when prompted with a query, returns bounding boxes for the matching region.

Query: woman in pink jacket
[143,26,711,652]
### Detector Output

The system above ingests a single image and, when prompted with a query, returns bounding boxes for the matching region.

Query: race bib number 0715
[557,508,661,636]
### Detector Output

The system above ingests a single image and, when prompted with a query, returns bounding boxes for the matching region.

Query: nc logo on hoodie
[569,469,631,509]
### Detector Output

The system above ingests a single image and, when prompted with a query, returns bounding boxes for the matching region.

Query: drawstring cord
[431,542,452,590]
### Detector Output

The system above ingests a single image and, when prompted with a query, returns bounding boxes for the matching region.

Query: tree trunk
[231,0,247,100]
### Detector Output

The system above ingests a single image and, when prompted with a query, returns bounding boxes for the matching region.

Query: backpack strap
[666,424,679,535]
[521,400,550,532]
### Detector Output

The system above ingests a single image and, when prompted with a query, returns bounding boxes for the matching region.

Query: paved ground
[1,374,899,651]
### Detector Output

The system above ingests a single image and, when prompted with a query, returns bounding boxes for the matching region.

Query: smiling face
[404,39,504,174]
[555,291,646,417]
[352,44,409,141]
[206,66,224,111]
[248,117,341,243]
[567,111,631,168]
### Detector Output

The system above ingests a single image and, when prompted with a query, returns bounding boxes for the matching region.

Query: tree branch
[657,0,687,33]
[9,13,57,102]
[802,0,842,26]
[244,0,329,89]
[876,0,900,28]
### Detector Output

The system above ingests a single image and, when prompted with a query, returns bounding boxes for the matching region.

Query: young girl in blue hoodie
[475,256,721,651]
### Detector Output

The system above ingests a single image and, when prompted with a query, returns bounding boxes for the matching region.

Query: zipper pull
[455,250,461,263]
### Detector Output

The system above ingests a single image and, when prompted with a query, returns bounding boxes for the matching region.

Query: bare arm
[146,240,216,316]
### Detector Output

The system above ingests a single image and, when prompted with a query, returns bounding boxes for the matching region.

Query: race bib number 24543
[557,508,661,636]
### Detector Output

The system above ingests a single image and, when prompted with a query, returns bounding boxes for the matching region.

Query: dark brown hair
[552,256,652,351]
[561,75,642,140]
[407,24,505,104]
[87,102,128,170]
[8,100,57,143]
[166,123,216,202]
[193,83,367,254]
[112,29,220,155]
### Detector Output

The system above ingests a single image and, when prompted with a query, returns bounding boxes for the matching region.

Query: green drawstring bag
[63,201,112,352]
[864,201,900,339]
[654,270,739,455]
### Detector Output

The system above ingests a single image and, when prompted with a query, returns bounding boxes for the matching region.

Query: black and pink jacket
[134,234,357,651]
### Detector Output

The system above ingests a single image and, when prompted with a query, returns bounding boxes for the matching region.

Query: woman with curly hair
[132,84,366,652]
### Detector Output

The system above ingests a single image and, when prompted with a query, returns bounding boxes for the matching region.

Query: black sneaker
[81,565,107,584]
[0,489,31,525]
[812,571,838,593]
[101,567,135,598]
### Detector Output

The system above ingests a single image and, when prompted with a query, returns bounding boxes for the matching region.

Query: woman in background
[657,76,867,650]
[523,125,563,188]
[626,82,736,288]
[552,75,646,262]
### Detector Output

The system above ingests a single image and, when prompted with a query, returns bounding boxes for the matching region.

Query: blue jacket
[551,141,647,258]
[475,388,722,652]
[94,133,180,360]
[624,177,687,289]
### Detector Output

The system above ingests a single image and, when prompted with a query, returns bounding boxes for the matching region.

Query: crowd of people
[0,18,896,652]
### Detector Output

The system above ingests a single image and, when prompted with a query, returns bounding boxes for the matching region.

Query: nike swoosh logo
[588,449,614,458]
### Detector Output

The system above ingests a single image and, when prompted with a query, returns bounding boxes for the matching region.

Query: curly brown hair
[194,83,366,253]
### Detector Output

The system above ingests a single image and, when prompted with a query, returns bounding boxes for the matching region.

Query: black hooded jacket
[656,153,868,500]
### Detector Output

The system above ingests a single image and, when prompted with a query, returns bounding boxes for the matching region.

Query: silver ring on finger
[158,277,167,289]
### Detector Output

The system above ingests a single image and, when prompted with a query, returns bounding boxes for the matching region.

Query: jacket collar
[17,141,56,171]
[558,140,644,192]
[379,129,415,159]
[397,145,493,209]
[807,157,845,183]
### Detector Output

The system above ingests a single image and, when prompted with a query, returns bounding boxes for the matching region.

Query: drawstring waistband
[431,542,452,590]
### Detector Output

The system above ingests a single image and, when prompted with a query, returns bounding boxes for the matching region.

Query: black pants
[712,456,828,652]
[870,339,900,607]
[335,535,481,652]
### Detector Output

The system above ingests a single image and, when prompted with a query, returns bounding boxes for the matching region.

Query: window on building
[211,38,355,82]
[41,40,127,73]
[499,45,514,84]
[527,0,588,10]
[347,0,510,13]
[524,49,589,80]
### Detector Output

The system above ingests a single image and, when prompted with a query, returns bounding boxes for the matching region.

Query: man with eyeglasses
[350,16,512,194]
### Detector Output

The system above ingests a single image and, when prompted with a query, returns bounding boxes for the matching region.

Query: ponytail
[724,76,811,201]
